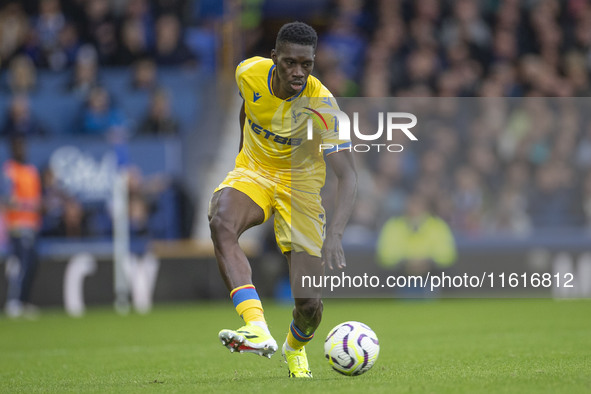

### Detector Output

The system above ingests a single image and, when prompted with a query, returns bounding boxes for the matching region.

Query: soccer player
[208,22,357,378]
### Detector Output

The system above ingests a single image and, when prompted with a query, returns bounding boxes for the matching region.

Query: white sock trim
[250,320,270,334]
[283,340,296,352]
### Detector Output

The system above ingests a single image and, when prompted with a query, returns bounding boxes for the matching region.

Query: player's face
[271,43,315,98]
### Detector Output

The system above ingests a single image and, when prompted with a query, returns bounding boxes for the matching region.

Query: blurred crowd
[0,0,212,243]
[302,0,591,238]
[310,0,591,98]
[3,0,591,241]
[0,0,214,71]
[334,97,591,242]
[0,0,217,138]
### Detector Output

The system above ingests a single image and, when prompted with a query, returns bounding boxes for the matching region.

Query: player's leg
[281,252,323,377]
[209,187,264,290]
[209,187,277,357]
[287,252,324,338]
[273,186,326,376]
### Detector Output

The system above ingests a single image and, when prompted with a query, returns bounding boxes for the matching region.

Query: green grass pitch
[0,299,589,393]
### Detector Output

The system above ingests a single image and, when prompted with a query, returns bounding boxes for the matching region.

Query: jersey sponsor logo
[248,119,302,146]
[321,97,333,107]
[253,91,262,102]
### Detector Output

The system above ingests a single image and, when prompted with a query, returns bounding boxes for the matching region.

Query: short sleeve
[235,60,246,98]
[309,90,351,155]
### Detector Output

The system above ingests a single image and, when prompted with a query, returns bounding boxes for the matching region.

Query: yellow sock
[287,321,314,350]
[231,284,265,323]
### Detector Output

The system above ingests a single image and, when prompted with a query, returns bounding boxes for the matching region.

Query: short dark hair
[275,22,318,52]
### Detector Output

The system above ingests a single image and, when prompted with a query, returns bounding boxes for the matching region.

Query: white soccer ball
[324,321,380,376]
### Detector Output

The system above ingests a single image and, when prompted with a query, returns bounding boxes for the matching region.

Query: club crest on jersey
[292,110,304,124]
[253,92,262,102]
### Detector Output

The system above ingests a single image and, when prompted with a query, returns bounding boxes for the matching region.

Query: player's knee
[209,213,237,243]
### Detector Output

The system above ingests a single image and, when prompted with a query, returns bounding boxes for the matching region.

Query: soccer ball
[324,321,380,376]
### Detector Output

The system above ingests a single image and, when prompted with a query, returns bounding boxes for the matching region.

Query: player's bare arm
[238,101,245,152]
[323,150,357,270]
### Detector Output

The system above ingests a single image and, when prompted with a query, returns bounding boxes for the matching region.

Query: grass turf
[0,299,589,393]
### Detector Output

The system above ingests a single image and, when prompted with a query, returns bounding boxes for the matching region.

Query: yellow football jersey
[234,56,350,192]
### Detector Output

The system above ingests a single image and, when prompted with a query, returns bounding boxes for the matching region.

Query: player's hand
[322,233,346,270]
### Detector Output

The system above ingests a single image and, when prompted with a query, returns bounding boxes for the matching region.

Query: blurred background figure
[130,58,158,91]
[7,55,37,94]
[153,14,196,66]
[114,18,150,66]
[78,86,126,135]
[67,45,100,96]
[137,87,178,136]
[1,138,42,318]
[1,95,46,139]
[39,167,88,238]
[376,193,457,279]
[367,176,456,289]
[0,2,29,68]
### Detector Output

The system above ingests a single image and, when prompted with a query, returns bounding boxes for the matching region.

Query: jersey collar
[267,64,307,102]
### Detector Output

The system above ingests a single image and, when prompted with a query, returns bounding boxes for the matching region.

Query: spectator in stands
[82,0,118,64]
[467,144,501,191]
[0,2,29,65]
[563,51,591,96]
[137,88,179,136]
[580,171,591,231]
[1,95,45,139]
[528,161,581,229]
[376,193,456,280]
[33,0,66,67]
[128,176,151,237]
[442,0,491,52]
[153,14,196,66]
[67,45,100,96]
[121,0,155,44]
[78,86,126,135]
[127,165,181,239]
[1,137,42,318]
[486,185,531,235]
[575,120,591,170]
[318,15,367,83]
[451,166,487,235]
[60,196,88,237]
[39,167,65,236]
[7,55,37,94]
[114,18,150,66]
[154,0,186,19]
[130,58,158,91]
[40,164,94,238]
[49,22,81,71]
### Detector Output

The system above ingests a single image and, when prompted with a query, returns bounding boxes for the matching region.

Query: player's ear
[271,49,277,64]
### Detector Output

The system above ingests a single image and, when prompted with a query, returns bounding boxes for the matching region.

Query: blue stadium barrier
[0,136,183,177]
[37,70,71,93]
[30,93,83,135]
[37,237,150,259]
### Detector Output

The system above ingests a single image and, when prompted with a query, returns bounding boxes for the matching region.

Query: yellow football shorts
[213,168,325,257]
